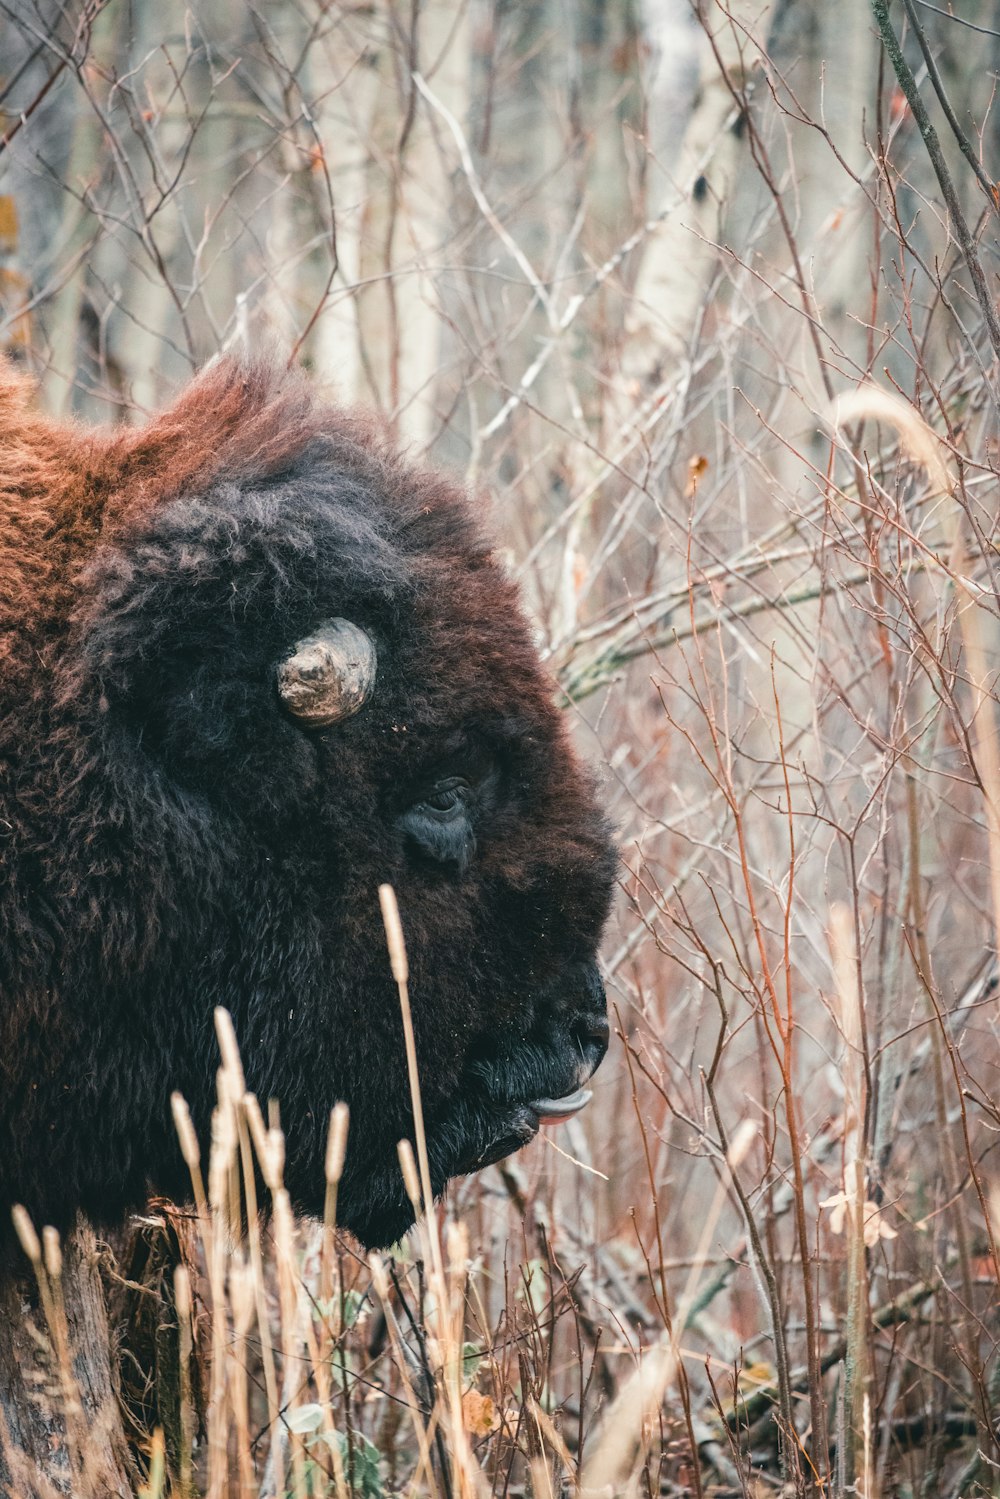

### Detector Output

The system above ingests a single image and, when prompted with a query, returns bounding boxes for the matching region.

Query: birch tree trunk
[618,0,765,403]
[327,0,471,448]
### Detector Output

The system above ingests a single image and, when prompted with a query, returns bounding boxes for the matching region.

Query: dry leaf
[685,454,708,497]
[737,1361,775,1390]
[462,1388,498,1436]
[0,266,31,350]
[0,196,18,254]
[821,1164,898,1248]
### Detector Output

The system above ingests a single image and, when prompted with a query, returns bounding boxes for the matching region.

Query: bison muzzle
[0,357,617,1250]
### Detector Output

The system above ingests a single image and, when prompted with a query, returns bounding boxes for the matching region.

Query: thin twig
[871,0,1000,373]
[900,0,999,207]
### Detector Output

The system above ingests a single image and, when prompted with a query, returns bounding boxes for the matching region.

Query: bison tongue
[530,1086,593,1126]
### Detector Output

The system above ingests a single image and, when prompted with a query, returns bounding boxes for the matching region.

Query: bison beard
[0,357,617,1251]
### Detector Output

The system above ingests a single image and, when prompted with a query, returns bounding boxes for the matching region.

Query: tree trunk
[619,0,766,400]
[0,1219,137,1499]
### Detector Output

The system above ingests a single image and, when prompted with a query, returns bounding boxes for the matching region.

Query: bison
[0,357,616,1251]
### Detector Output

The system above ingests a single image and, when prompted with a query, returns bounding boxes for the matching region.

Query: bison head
[0,358,616,1249]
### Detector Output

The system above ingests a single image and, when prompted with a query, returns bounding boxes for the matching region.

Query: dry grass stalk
[577,1341,677,1497]
[832,384,1000,975]
[379,882,486,1499]
[827,902,873,1496]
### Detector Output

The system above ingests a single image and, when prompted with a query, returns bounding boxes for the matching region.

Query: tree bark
[619,0,766,397]
[0,1219,136,1499]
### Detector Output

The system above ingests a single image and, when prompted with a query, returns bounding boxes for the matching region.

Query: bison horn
[277,618,377,727]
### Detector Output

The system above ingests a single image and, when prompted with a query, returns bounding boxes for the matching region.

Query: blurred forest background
[2,1,1000,1496]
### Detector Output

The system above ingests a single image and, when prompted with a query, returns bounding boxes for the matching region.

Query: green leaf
[326,1431,385,1499]
[285,1402,326,1435]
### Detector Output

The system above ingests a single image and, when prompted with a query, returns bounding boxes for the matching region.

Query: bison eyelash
[417,777,471,818]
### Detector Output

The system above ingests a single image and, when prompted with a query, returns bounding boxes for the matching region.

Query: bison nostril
[574,1015,610,1054]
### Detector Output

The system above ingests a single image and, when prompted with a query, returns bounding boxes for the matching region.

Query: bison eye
[419,777,470,819]
[398,777,475,873]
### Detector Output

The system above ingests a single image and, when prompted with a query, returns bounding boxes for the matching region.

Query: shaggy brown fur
[0,357,616,1249]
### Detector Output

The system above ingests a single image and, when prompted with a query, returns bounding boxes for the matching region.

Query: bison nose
[569,962,609,1072]
[574,1013,610,1056]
